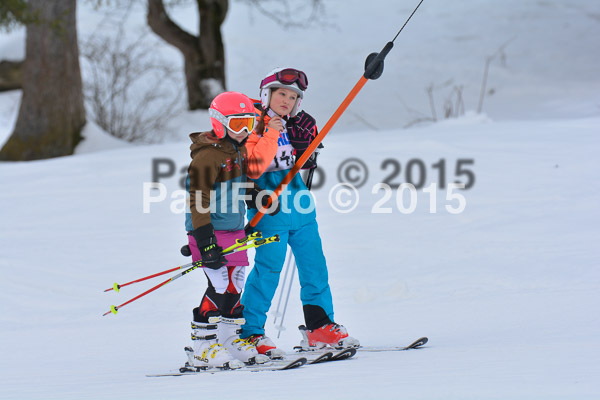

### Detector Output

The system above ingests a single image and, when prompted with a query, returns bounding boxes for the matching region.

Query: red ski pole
[103,231,262,293]
[102,234,280,316]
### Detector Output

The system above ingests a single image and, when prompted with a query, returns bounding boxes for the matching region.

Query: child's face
[227,129,249,143]
[269,88,298,116]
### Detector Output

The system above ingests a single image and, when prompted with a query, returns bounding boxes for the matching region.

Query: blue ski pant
[241,219,334,337]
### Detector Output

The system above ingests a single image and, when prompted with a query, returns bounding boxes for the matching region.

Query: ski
[146,357,308,377]
[308,351,334,364]
[330,347,357,361]
[296,347,358,364]
[358,336,428,352]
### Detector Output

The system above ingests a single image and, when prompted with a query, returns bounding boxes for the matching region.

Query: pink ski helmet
[209,92,256,139]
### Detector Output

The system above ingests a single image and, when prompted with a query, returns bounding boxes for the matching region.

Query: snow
[0,90,20,149]
[1,0,600,399]
[75,120,133,154]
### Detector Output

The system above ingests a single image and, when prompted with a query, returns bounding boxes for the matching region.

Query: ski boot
[218,317,269,365]
[244,334,286,360]
[185,318,244,370]
[298,323,360,350]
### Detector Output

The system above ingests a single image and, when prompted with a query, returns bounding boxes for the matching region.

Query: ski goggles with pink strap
[260,68,308,91]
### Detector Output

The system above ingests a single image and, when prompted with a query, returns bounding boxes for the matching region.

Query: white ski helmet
[259,67,307,117]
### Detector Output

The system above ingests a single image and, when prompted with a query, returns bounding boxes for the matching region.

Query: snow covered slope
[1,0,599,398]
[1,115,599,399]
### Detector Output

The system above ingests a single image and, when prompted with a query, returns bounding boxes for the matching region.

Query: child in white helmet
[240,68,360,357]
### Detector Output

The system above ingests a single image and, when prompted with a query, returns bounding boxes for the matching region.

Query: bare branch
[477,38,514,113]
[81,28,184,143]
[241,0,332,30]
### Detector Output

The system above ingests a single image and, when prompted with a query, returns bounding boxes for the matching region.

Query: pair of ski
[146,337,428,377]
[147,347,357,377]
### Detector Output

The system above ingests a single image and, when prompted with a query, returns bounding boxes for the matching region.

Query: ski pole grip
[180,244,192,257]
[364,41,394,80]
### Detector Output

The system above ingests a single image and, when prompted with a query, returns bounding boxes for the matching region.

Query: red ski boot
[299,324,360,350]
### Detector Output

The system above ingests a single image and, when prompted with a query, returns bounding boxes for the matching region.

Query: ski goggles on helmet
[260,68,308,91]
[209,109,256,134]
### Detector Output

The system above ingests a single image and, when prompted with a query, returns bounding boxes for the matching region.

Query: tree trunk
[147,0,228,110]
[0,0,86,161]
[0,60,23,91]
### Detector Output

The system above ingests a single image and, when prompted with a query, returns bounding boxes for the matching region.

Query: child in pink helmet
[184,91,278,369]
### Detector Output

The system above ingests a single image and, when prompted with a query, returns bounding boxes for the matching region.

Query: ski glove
[245,188,281,216]
[288,111,322,169]
[288,111,317,142]
[191,223,227,270]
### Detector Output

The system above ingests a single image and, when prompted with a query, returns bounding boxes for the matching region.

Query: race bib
[265,126,296,173]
